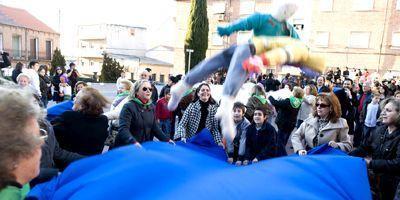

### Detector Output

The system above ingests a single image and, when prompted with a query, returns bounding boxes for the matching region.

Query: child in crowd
[243,107,281,165]
[59,75,72,101]
[226,102,251,165]
[156,88,173,139]
[362,92,381,144]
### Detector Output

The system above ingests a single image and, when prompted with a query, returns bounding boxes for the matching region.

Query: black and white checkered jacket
[175,100,222,144]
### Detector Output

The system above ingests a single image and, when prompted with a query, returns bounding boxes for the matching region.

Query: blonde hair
[292,86,304,98]
[120,79,134,92]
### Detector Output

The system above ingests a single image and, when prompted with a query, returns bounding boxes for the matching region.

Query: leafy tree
[100,53,124,82]
[50,48,66,75]
[184,0,209,73]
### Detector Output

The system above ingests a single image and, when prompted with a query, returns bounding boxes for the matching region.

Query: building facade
[77,24,173,82]
[174,0,308,74]
[0,4,60,66]
[309,0,400,74]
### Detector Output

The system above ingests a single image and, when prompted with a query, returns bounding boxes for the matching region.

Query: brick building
[309,0,400,74]
[0,4,60,66]
[174,0,306,74]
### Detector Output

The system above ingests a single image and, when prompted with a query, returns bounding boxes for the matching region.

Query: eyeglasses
[39,128,48,140]
[316,103,330,108]
[142,87,152,92]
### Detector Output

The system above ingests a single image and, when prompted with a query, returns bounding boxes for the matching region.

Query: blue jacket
[245,122,279,161]
[218,13,299,39]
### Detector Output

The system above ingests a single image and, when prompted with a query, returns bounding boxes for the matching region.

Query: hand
[235,161,242,166]
[227,157,233,164]
[328,141,339,148]
[242,56,263,74]
[181,138,186,143]
[217,26,230,37]
[252,158,258,163]
[298,150,307,156]
[168,139,176,146]
[59,93,64,97]
[133,142,142,148]
[218,142,225,149]
[243,160,249,165]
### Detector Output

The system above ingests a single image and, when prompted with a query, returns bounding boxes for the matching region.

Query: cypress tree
[184,0,209,73]
[50,48,66,75]
[100,53,124,82]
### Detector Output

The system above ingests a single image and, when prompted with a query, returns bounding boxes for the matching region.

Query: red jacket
[155,97,172,120]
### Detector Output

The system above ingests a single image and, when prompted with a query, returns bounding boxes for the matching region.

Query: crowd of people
[1,51,400,199]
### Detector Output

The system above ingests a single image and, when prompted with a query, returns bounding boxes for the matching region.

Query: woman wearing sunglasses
[116,80,174,148]
[291,92,352,155]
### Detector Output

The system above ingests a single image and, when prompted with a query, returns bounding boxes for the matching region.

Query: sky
[0,0,176,56]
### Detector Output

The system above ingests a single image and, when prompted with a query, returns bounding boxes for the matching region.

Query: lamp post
[186,49,194,71]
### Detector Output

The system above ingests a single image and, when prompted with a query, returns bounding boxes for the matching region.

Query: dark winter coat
[116,100,169,146]
[268,96,301,133]
[350,126,400,199]
[265,78,280,92]
[32,120,84,186]
[39,74,51,98]
[245,122,280,161]
[53,111,109,156]
[11,69,22,83]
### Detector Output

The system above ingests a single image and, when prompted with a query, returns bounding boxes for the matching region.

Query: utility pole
[186,49,194,71]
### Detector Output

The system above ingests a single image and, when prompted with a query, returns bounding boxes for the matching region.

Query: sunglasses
[142,87,152,92]
[316,103,330,108]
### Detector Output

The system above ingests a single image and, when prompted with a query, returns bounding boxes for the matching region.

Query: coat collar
[305,117,345,131]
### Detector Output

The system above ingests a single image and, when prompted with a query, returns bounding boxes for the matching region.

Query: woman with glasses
[175,83,223,146]
[115,80,174,148]
[350,97,400,199]
[291,93,352,155]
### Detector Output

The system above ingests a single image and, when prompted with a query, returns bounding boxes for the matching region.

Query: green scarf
[132,97,152,108]
[252,94,267,104]
[289,96,303,109]
[116,91,130,98]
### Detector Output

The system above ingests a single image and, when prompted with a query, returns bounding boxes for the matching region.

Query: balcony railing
[3,48,52,61]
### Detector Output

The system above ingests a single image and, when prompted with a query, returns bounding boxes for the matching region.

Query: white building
[77,23,147,75]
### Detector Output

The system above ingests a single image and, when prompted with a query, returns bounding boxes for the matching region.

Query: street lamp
[186,49,194,70]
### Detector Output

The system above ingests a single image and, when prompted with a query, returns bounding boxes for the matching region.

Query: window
[240,1,255,15]
[392,32,400,48]
[160,74,165,83]
[315,32,329,47]
[29,38,39,60]
[353,0,374,11]
[349,32,370,48]
[46,41,52,60]
[212,32,223,46]
[320,0,333,11]
[212,1,225,14]
[0,33,3,51]
[90,61,94,66]
[237,31,252,45]
[397,0,400,10]
[151,73,156,82]
[12,35,21,58]
[81,61,85,66]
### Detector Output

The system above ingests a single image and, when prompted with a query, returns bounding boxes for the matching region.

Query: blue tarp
[28,129,371,200]
[46,100,73,122]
